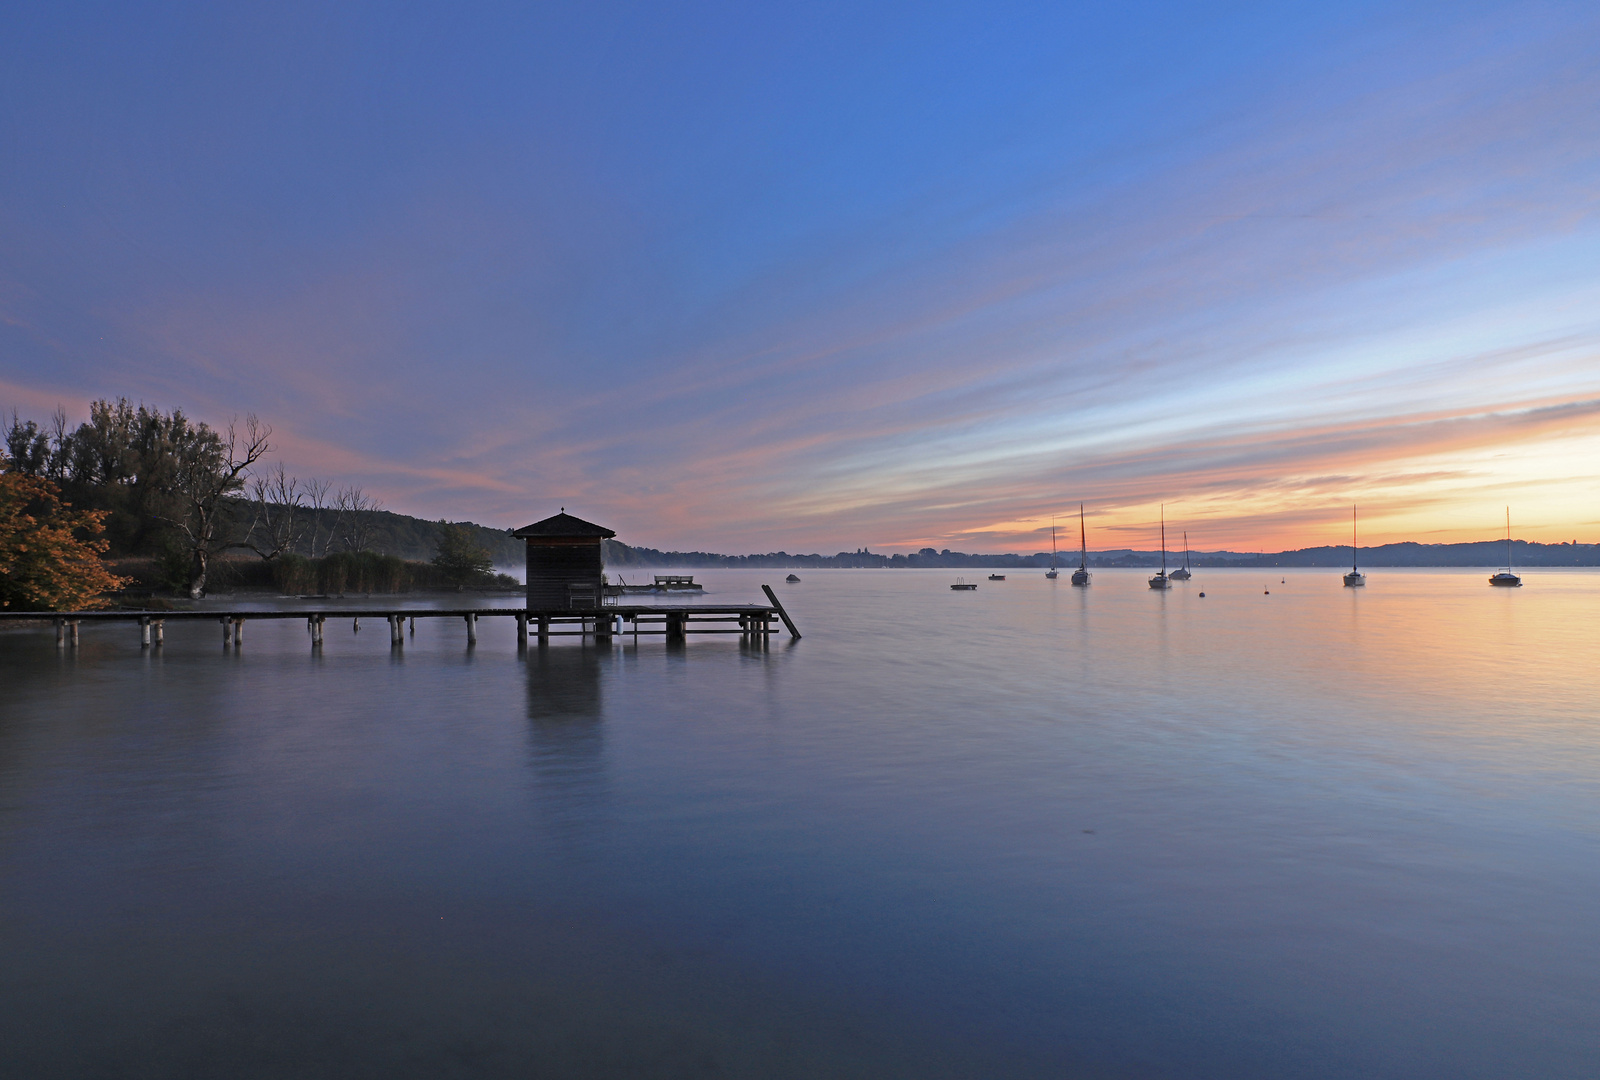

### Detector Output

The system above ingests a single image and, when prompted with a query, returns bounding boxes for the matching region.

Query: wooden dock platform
[0,592,801,652]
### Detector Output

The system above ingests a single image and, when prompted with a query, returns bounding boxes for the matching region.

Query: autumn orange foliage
[0,454,130,611]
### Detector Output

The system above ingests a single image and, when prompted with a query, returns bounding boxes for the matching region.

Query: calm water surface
[2,568,1598,1078]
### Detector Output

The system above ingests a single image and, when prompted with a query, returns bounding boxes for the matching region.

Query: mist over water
[2,569,1598,1078]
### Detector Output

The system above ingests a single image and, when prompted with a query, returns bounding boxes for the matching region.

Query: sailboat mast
[1506,506,1512,570]
[1352,504,1358,572]
[1079,503,1086,570]
[1050,519,1057,570]
[1160,506,1167,573]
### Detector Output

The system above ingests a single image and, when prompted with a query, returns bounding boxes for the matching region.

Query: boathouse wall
[524,538,605,609]
[511,511,617,611]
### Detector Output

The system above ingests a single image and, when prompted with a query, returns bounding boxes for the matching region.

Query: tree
[244,463,307,560]
[431,522,492,588]
[334,485,382,552]
[160,414,272,598]
[0,450,129,610]
[304,477,332,558]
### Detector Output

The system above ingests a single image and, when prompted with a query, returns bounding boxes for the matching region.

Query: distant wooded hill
[596,537,1600,568]
[274,504,525,565]
[348,507,1599,570]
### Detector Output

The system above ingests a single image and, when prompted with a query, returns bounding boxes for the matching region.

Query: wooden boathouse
[513,510,614,611]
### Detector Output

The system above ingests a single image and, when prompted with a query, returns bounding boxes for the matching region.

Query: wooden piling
[311,616,324,646]
[69,620,80,648]
[233,617,243,645]
[140,617,151,648]
[56,619,65,649]
[537,614,549,644]
[465,612,478,645]
[222,618,232,646]
[761,585,801,639]
[153,620,164,646]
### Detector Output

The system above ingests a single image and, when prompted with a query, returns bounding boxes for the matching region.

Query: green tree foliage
[431,522,493,587]
[5,401,271,597]
[0,449,129,610]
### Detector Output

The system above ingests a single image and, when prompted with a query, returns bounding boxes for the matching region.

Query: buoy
[1198,591,1205,597]
[1264,589,1270,594]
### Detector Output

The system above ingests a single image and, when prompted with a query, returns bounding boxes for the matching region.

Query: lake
[2,568,1597,1078]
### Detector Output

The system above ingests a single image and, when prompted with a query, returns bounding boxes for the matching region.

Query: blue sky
[3,2,1598,552]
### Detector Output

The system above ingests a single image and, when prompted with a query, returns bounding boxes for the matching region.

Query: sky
[3,1,1599,554]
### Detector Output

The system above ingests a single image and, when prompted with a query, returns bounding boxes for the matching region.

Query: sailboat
[1170,531,1192,580]
[1046,518,1059,579]
[1489,507,1522,586]
[1343,505,1365,587]
[1148,506,1171,590]
[1071,504,1091,586]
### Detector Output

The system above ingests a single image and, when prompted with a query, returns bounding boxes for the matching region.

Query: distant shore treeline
[602,539,1600,569]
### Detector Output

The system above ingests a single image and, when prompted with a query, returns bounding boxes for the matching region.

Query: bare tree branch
[334,485,383,552]
[245,462,307,560]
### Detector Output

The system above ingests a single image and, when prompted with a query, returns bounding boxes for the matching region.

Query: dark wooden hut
[512,510,616,611]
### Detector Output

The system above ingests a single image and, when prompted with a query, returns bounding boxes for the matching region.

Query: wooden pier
[0,592,800,653]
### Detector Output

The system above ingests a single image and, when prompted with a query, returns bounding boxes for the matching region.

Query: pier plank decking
[1,600,797,651]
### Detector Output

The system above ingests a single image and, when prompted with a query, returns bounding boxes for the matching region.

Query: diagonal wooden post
[761,585,801,639]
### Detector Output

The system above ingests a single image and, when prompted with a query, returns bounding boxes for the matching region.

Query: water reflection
[525,645,608,846]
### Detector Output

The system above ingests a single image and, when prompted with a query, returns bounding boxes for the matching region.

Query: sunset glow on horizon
[3,3,1598,554]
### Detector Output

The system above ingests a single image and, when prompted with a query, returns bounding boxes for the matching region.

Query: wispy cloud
[2,5,1598,551]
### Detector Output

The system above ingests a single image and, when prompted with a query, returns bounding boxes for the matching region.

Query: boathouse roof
[511,511,616,539]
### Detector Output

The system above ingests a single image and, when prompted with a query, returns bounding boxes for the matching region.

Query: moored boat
[1170,531,1192,581]
[1489,508,1521,586]
[1149,507,1171,590]
[1071,504,1091,586]
[1344,504,1365,587]
[951,578,977,591]
[619,574,704,594]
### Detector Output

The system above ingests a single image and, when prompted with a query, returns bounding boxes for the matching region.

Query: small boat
[951,578,978,591]
[1170,531,1192,580]
[989,574,1006,581]
[1489,507,1522,586]
[1149,506,1171,590]
[1046,518,1059,579]
[1343,504,1365,587]
[785,574,800,582]
[619,574,704,594]
[1071,504,1091,587]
